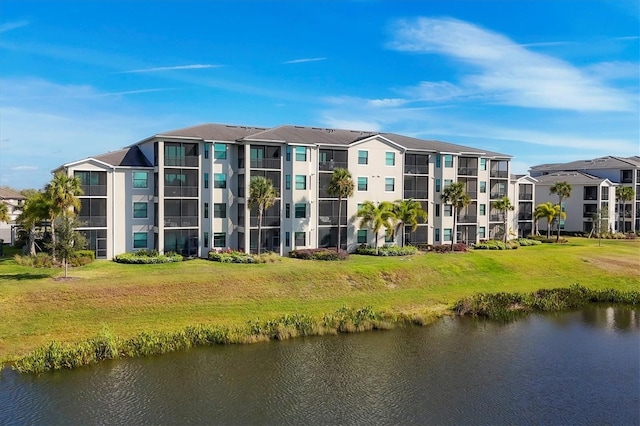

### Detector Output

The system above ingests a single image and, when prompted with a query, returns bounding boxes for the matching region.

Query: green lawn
[1,238,638,363]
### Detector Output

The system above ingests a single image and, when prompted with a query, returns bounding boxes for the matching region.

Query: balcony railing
[319,160,348,171]
[457,215,477,223]
[250,215,280,227]
[319,189,336,199]
[490,192,508,199]
[164,216,198,227]
[78,216,107,227]
[165,157,199,167]
[518,213,533,220]
[80,185,107,196]
[250,158,281,169]
[318,216,347,226]
[404,165,429,174]
[583,212,598,218]
[457,167,477,176]
[584,195,598,201]
[489,214,505,222]
[404,190,429,199]
[490,170,509,178]
[164,186,198,198]
[518,193,533,200]
[466,191,478,199]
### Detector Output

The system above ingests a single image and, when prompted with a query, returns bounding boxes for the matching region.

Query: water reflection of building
[582,305,639,332]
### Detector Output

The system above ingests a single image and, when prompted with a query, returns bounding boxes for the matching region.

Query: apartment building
[0,187,26,244]
[530,156,640,232]
[53,123,514,259]
[534,171,617,234]
[509,175,537,238]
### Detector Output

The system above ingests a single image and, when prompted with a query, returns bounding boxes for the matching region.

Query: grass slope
[1,238,638,363]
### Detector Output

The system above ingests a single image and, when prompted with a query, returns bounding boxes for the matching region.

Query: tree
[441,182,471,251]
[248,176,277,255]
[549,181,572,242]
[53,216,87,278]
[357,201,395,254]
[45,173,84,259]
[534,202,556,238]
[16,191,50,256]
[616,186,635,233]
[551,204,566,236]
[325,168,354,252]
[492,196,515,243]
[392,199,427,247]
[0,203,9,224]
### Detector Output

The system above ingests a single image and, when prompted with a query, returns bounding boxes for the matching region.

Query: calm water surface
[2,305,639,425]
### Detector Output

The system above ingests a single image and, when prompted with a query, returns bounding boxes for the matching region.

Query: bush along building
[54,123,523,259]
[530,156,639,233]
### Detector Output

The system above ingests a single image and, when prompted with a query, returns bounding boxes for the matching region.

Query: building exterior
[0,187,26,244]
[54,123,516,259]
[509,175,537,238]
[533,171,616,234]
[530,156,640,232]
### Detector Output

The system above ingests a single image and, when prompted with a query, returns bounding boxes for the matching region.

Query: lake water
[2,305,639,425]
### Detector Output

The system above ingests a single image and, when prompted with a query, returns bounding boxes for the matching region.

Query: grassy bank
[1,238,638,364]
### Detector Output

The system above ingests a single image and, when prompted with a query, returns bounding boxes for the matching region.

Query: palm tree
[492,196,514,243]
[16,192,50,256]
[441,182,471,251]
[549,181,572,242]
[248,176,277,255]
[45,173,84,259]
[551,204,567,237]
[392,199,427,247]
[534,202,555,237]
[325,167,354,252]
[616,186,635,233]
[356,200,395,254]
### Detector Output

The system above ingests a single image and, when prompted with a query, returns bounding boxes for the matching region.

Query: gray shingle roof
[534,171,612,185]
[156,123,269,142]
[530,156,640,172]
[93,146,152,167]
[0,188,27,200]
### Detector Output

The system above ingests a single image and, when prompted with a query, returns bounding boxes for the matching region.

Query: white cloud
[388,17,636,112]
[12,165,38,171]
[319,116,382,132]
[283,57,327,64]
[119,64,221,73]
[0,20,29,33]
[367,98,407,108]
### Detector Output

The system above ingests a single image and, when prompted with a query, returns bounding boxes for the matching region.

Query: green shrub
[354,245,418,256]
[13,253,54,268]
[69,250,95,267]
[113,252,182,264]
[517,238,542,246]
[208,249,256,263]
[254,252,281,263]
[433,243,468,253]
[289,248,349,260]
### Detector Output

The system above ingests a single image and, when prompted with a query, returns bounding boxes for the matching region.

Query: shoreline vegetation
[1,238,639,373]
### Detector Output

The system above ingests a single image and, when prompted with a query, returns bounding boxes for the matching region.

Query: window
[295,146,307,161]
[133,202,147,218]
[358,150,368,165]
[444,205,452,216]
[385,232,394,243]
[204,143,210,159]
[444,228,452,241]
[444,155,453,168]
[357,229,367,244]
[435,228,440,242]
[214,174,226,189]
[385,177,395,192]
[204,173,209,189]
[213,232,226,248]
[286,146,291,161]
[435,154,441,168]
[357,203,364,211]
[286,203,290,218]
[385,152,395,166]
[295,203,306,218]
[204,232,209,248]
[294,231,306,247]
[285,175,291,190]
[285,232,290,247]
[214,203,226,218]
[204,202,209,219]
[480,158,487,171]
[214,143,226,160]
[480,181,487,193]
[295,175,306,190]
[358,177,368,191]
[479,226,486,239]
[133,232,148,249]
[479,204,486,216]
[436,179,441,192]
[444,179,452,189]
[435,204,440,217]
[133,172,148,188]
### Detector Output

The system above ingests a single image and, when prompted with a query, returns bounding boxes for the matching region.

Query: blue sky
[1,0,638,190]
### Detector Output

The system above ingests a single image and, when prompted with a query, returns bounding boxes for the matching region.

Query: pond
[2,305,638,425]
